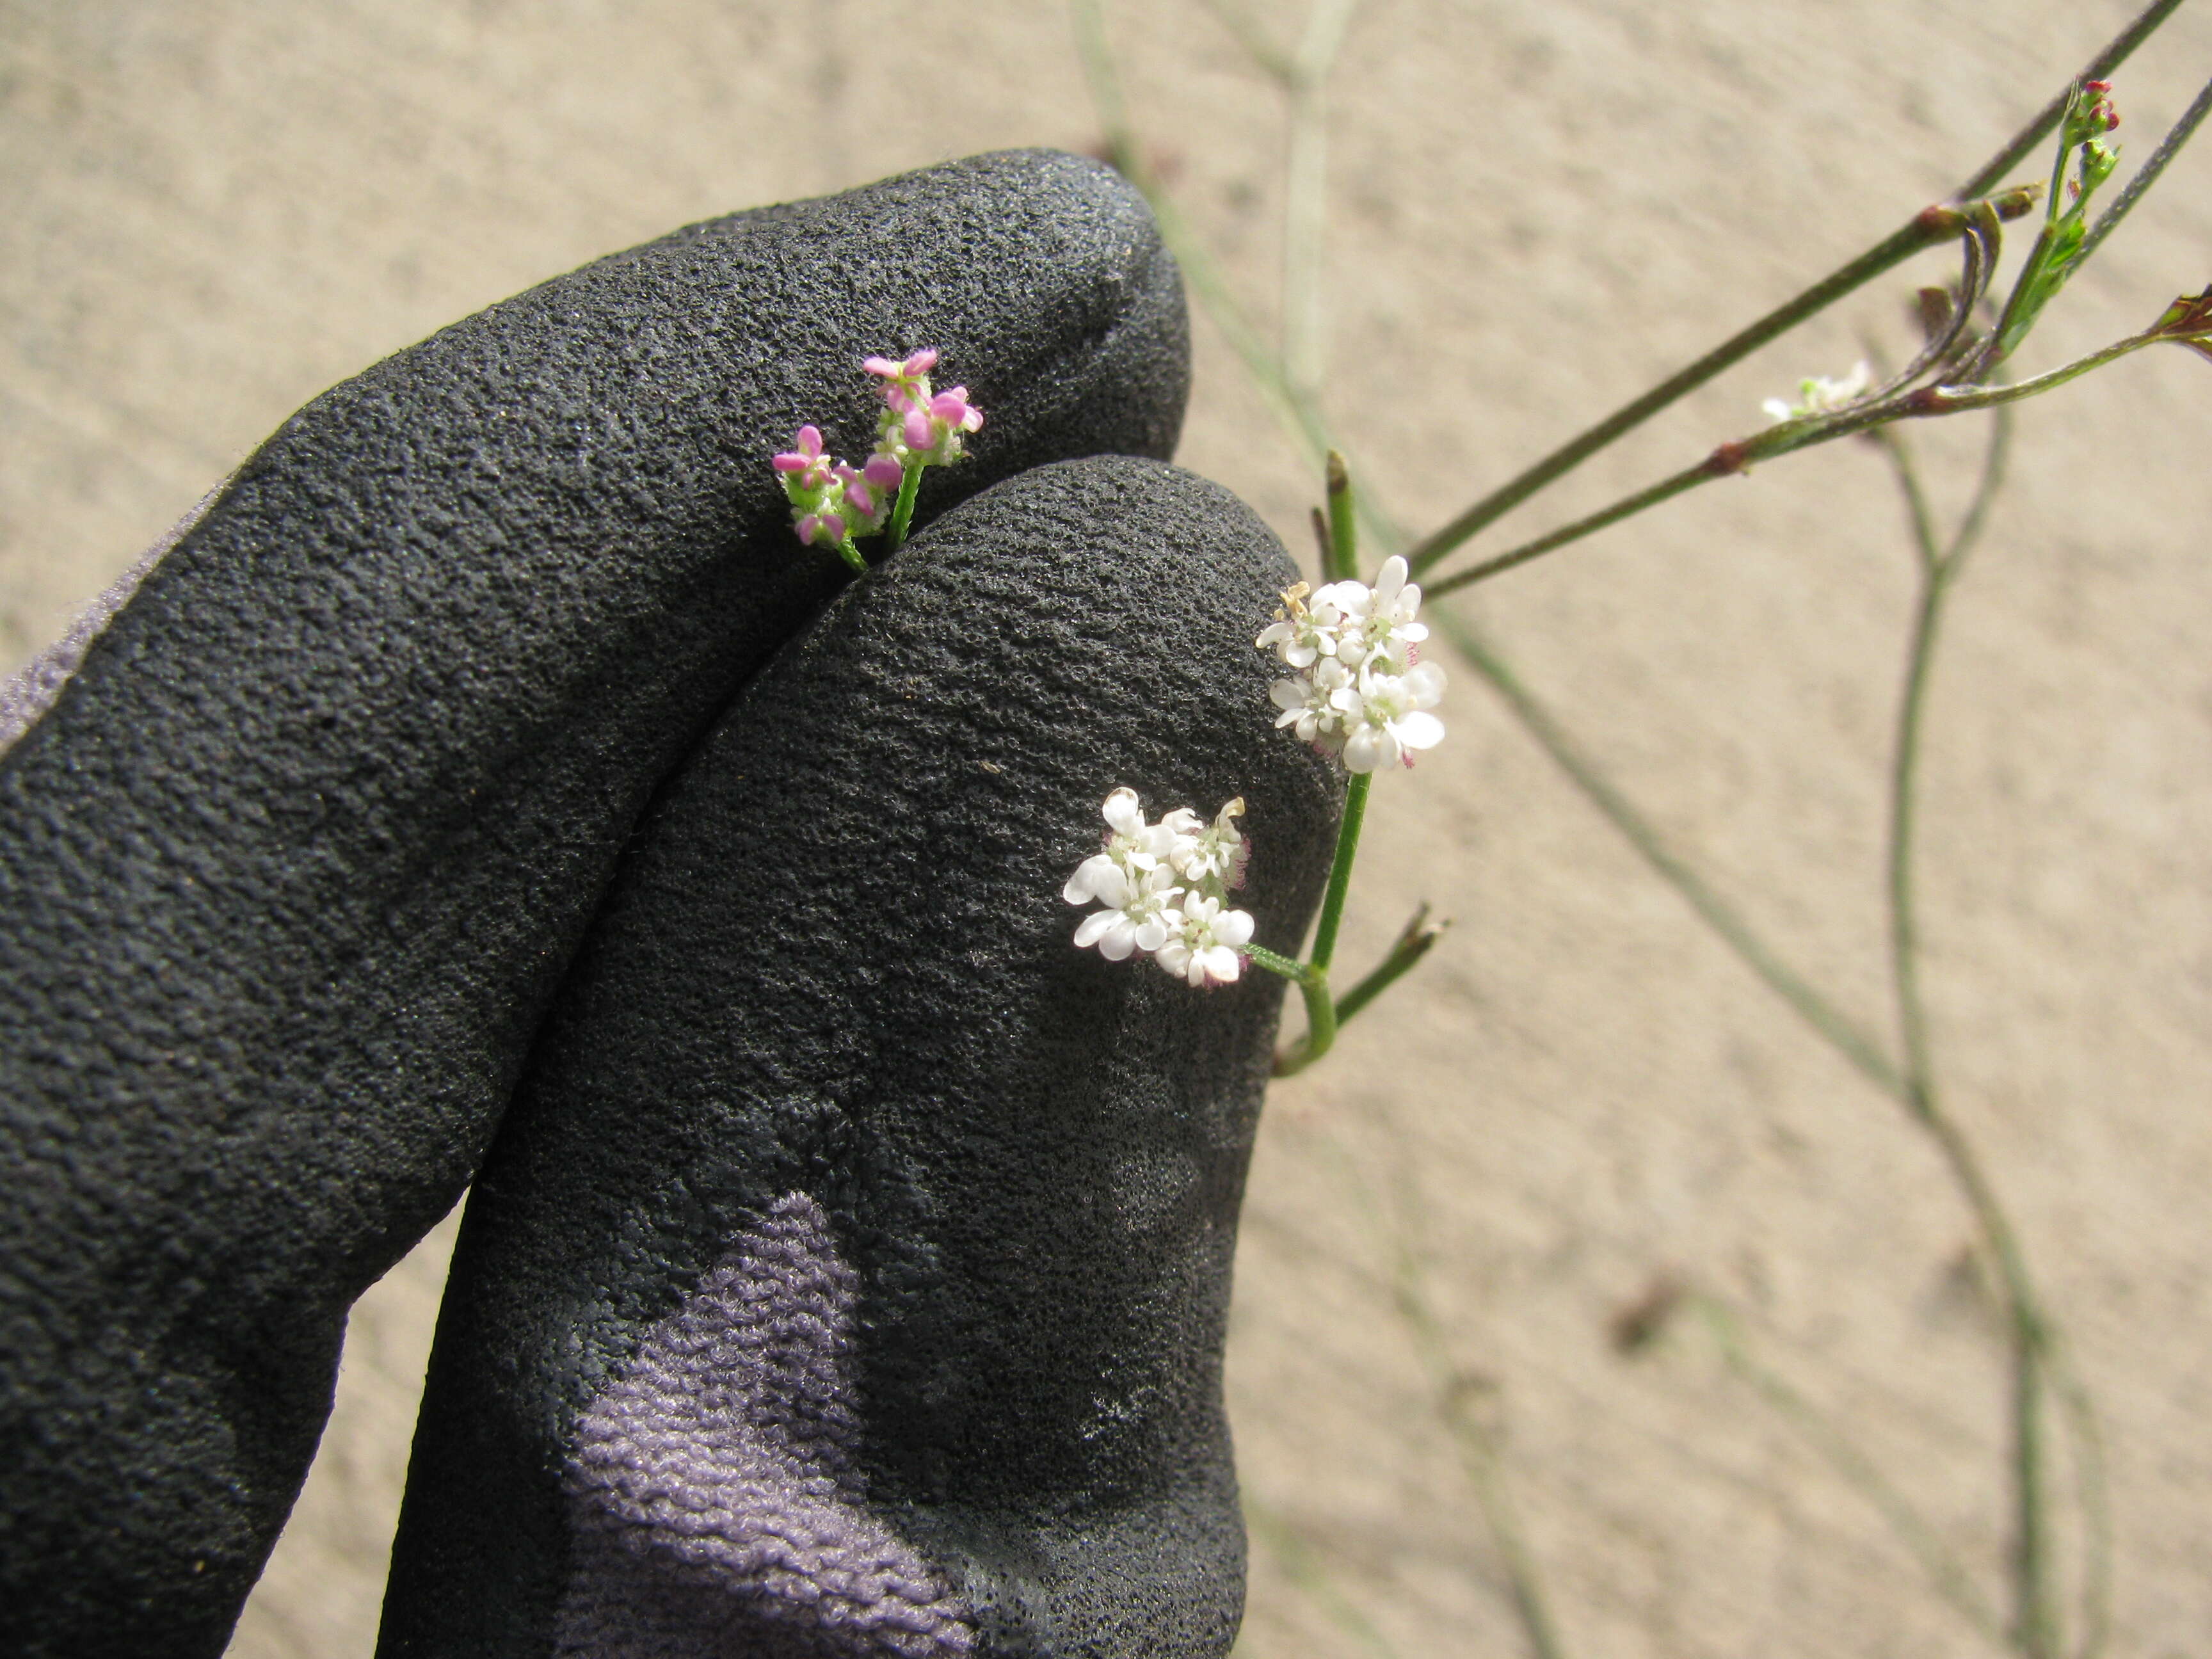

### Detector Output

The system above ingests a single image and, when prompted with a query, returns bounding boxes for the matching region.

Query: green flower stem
[1249,945,1335,1079]
[1434,607,1905,1098]
[1244,943,1313,983]
[1403,216,1957,575]
[1333,904,1447,1027]
[1326,449,1359,582]
[1400,191,2039,580]
[1881,415,2107,1658]
[1310,771,1369,973]
[1690,1295,2007,1645]
[1266,771,1374,1078]
[1403,0,2183,580]
[886,464,923,552]
[1425,461,1715,598]
[833,536,867,575]
[1426,326,2147,602]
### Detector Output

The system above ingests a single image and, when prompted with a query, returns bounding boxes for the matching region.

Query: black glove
[0,149,1334,1659]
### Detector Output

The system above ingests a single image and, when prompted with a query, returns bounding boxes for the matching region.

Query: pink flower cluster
[863,348,985,466]
[771,349,985,566]
[771,427,901,548]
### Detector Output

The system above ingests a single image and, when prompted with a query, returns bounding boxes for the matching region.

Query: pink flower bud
[904,408,934,450]
[863,452,904,491]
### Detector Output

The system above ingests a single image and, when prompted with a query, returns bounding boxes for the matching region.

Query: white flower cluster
[1063,788,1256,988]
[1257,554,1446,773]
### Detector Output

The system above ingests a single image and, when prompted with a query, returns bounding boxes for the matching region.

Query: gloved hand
[0,149,1338,1659]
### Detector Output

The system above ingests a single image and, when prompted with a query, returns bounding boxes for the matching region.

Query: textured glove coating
[0,150,1188,1659]
[379,456,1340,1658]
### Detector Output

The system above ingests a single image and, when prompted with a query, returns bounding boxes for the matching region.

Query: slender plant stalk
[1388,1225,1571,1659]
[2053,1355,2113,1659]
[1194,0,1293,81]
[1404,214,1961,574]
[886,466,922,552]
[1403,0,2186,575]
[1333,905,1446,1025]
[1283,0,1361,397]
[1690,1294,2008,1646]
[1426,320,2158,600]
[1326,449,1359,581]
[1877,416,2074,1659]
[1432,607,1904,1097]
[1310,771,1369,972]
[1425,462,1716,597]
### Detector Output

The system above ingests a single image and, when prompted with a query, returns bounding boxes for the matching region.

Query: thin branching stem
[1690,1294,2008,1646]
[1284,0,1361,395]
[1425,462,1715,597]
[1432,609,1905,1098]
[1390,1230,1572,1659]
[886,466,922,552]
[1192,0,1294,82]
[1878,413,2072,1659]
[1310,771,1369,973]
[1427,325,2146,599]
[1404,0,2184,575]
[1403,213,1964,575]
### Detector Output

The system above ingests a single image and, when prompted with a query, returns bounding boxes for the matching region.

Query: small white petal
[1102,787,1144,835]
[1342,726,1389,773]
[1064,853,1127,907]
[1395,710,1446,751]
[1097,917,1140,961]
[1200,945,1243,985]
[1214,908,1255,949]
[1073,910,1118,949]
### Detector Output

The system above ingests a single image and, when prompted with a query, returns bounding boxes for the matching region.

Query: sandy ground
[4,3,2209,1655]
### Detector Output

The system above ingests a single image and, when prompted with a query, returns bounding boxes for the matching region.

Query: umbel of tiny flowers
[1064,789,1256,988]
[772,348,985,573]
[1257,554,1446,774]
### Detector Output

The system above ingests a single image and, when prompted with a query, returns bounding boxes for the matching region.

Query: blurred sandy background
[3,3,2208,1655]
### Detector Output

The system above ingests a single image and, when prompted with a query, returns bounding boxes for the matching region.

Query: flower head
[1064,788,1258,988]
[1154,894,1255,988]
[1336,661,1447,773]
[771,350,984,565]
[1169,796,1249,889]
[1260,556,1445,769]
[1073,864,1182,961]
[776,424,863,549]
[863,348,940,413]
